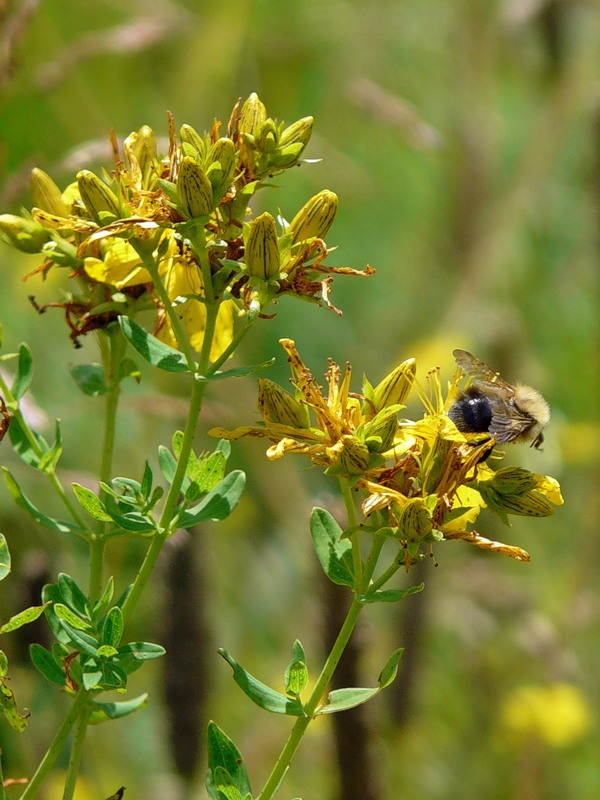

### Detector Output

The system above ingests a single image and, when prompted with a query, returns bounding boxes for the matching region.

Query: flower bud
[258,379,310,428]
[238,92,267,139]
[398,498,433,541]
[372,359,416,411]
[287,190,338,244]
[245,212,280,279]
[77,170,121,223]
[176,156,213,218]
[362,407,399,453]
[279,116,314,150]
[125,125,158,186]
[30,168,69,216]
[180,124,207,159]
[0,214,51,253]
[267,142,305,170]
[256,119,278,153]
[205,138,237,201]
[334,435,371,476]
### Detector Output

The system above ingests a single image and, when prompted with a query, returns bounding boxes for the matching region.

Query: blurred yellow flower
[502,683,593,748]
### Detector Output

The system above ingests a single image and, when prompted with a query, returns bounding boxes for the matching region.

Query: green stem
[256,596,364,800]
[0,749,7,800]
[19,690,88,800]
[257,519,386,800]
[339,477,362,588]
[61,707,90,800]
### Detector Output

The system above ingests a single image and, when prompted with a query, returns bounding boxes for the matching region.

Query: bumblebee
[448,349,550,449]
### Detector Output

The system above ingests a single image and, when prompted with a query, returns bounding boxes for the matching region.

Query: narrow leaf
[116,641,165,661]
[8,416,46,468]
[88,694,148,725]
[0,604,48,634]
[200,358,275,382]
[72,482,112,522]
[57,573,90,617]
[218,649,305,716]
[118,316,191,373]
[3,468,85,536]
[316,648,404,715]
[177,470,246,527]
[29,643,66,687]
[38,419,63,472]
[360,583,425,604]
[284,640,308,697]
[93,576,115,619]
[54,603,93,631]
[158,445,177,484]
[11,343,33,400]
[102,607,124,648]
[309,507,354,587]
[206,721,252,800]
[0,534,10,580]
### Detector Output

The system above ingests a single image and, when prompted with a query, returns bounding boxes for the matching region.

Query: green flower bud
[205,138,237,200]
[238,92,267,139]
[0,214,52,253]
[287,190,338,244]
[125,125,158,186]
[176,156,213,218]
[362,407,399,453]
[256,119,278,153]
[180,124,207,159]
[488,467,538,496]
[30,168,70,216]
[372,359,416,411]
[335,435,371,476]
[267,142,305,170]
[76,170,121,223]
[245,212,280,279]
[398,498,433,541]
[279,116,314,150]
[258,379,310,428]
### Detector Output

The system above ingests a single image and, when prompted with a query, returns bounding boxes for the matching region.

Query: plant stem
[61,706,90,800]
[339,477,362,588]
[0,749,7,800]
[19,690,88,800]
[256,596,364,800]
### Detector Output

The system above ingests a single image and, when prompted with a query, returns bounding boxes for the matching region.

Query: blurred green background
[0,1,598,798]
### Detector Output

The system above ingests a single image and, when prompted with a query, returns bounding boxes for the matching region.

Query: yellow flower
[210,342,563,563]
[502,683,593,748]
[84,239,153,288]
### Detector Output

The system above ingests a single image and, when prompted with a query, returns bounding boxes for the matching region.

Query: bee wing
[453,349,516,395]
[487,404,535,444]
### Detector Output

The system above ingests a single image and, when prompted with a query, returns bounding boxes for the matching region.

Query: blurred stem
[19,689,88,800]
[256,533,384,800]
[61,707,90,800]
[0,751,6,800]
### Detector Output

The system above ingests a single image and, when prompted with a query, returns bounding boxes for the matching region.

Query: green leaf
[141,462,153,498]
[0,604,48,634]
[284,640,308,697]
[116,641,165,661]
[316,648,403,715]
[118,357,141,385]
[8,416,46,468]
[158,445,177,484]
[359,583,425,604]
[200,358,275,382]
[54,603,93,631]
[177,470,246,527]
[57,573,90,617]
[93,576,115,618]
[102,607,124,648]
[71,482,113,522]
[118,316,191,373]
[218,649,306,716]
[29,643,66,687]
[96,644,118,658]
[38,419,63,473]
[187,451,227,495]
[0,667,29,731]
[83,666,103,690]
[206,721,252,800]
[309,507,355,587]
[3,469,86,536]
[11,343,33,400]
[0,534,10,580]
[88,694,148,725]
[57,620,99,657]
[69,363,107,396]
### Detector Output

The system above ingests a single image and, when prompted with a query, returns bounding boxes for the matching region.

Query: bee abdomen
[448,388,493,433]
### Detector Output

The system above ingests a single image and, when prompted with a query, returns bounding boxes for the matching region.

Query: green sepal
[69,363,107,396]
[29,643,66,687]
[206,721,252,800]
[176,470,246,528]
[0,604,49,634]
[359,582,425,604]
[0,534,10,581]
[118,316,191,373]
[88,694,148,725]
[3,468,86,537]
[284,640,308,697]
[316,648,403,715]
[11,343,33,401]
[218,648,306,716]
[309,507,355,587]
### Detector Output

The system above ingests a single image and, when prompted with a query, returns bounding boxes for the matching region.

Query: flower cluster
[210,340,563,564]
[0,94,373,353]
